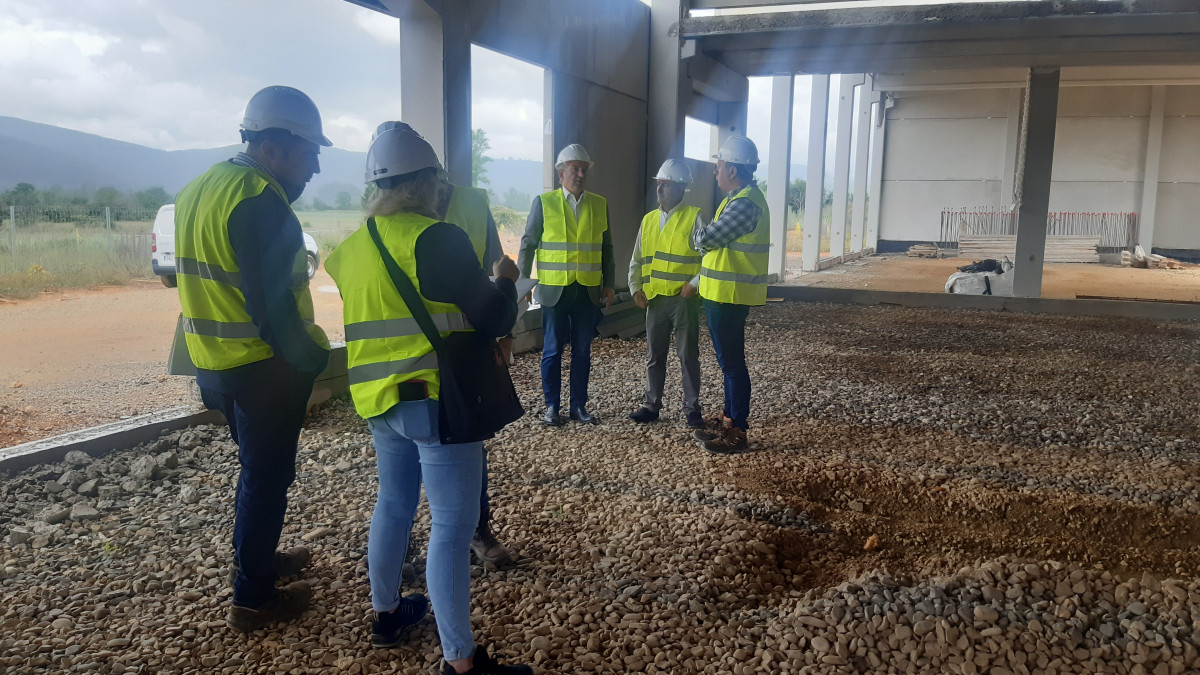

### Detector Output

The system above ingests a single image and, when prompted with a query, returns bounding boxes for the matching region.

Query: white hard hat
[365,128,442,183]
[555,144,593,169]
[371,120,418,143]
[241,86,332,147]
[654,159,692,183]
[713,135,759,165]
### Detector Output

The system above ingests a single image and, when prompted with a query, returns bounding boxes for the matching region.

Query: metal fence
[939,208,1138,253]
[2,205,159,277]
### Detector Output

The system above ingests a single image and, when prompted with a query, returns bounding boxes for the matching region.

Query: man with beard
[174,85,331,631]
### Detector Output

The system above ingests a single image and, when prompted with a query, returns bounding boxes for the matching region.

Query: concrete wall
[877,74,1200,253]
[880,89,1009,242]
[468,0,651,288]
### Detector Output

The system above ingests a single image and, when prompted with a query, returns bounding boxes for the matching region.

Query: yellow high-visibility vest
[638,205,702,300]
[325,212,473,419]
[699,185,770,306]
[535,190,607,287]
[443,185,489,264]
[174,161,328,370]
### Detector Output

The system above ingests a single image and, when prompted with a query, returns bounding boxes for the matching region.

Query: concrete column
[849,77,872,254]
[1139,85,1166,252]
[1013,68,1061,299]
[865,92,886,251]
[441,0,472,188]
[767,75,794,279]
[648,0,689,211]
[830,75,862,261]
[802,75,829,272]
[398,1,445,161]
[1000,88,1023,210]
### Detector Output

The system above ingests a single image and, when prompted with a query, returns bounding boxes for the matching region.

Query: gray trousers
[643,293,701,415]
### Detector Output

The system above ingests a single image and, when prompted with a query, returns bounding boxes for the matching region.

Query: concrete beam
[1139,85,1166,251]
[829,75,861,261]
[679,2,1200,76]
[1012,67,1061,299]
[688,53,750,103]
[767,75,794,279]
[802,75,829,273]
[848,77,871,253]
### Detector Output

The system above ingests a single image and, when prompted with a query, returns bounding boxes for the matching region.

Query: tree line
[1,183,171,213]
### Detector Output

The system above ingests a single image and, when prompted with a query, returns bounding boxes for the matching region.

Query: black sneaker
[372,594,430,648]
[228,581,312,632]
[628,407,659,424]
[442,646,532,675]
[685,410,705,429]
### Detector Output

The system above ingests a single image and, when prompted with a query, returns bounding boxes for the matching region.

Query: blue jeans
[367,398,482,662]
[703,299,751,430]
[200,358,314,608]
[540,282,600,409]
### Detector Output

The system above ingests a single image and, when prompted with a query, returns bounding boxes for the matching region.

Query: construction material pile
[4,302,1200,674]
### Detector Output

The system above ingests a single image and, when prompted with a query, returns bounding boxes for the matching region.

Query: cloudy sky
[0,0,864,174]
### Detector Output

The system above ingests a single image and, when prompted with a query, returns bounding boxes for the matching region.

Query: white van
[151,204,320,288]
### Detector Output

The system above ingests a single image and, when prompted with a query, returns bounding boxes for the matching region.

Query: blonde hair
[364,168,440,219]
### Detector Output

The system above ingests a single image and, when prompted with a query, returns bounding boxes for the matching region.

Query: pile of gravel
[3,301,1200,674]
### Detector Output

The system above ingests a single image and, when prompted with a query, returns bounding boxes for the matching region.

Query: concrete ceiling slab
[678,0,1200,75]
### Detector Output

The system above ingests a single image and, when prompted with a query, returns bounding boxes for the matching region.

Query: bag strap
[366,217,448,353]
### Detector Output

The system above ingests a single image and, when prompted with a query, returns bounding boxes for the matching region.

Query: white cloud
[355,10,400,44]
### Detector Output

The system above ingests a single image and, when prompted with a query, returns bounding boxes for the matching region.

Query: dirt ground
[0,269,346,448]
[783,253,1200,302]
[1,251,1196,448]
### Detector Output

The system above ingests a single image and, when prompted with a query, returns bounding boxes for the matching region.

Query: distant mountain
[0,116,549,210]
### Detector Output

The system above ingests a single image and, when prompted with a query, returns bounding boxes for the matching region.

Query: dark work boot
[569,405,599,425]
[628,407,659,424]
[441,646,532,675]
[543,406,566,427]
[692,415,731,442]
[228,581,312,632]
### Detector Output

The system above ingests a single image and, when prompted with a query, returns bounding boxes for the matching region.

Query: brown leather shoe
[274,546,311,577]
[700,426,748,455]
[692,415,731,442]
[228,581,312,632]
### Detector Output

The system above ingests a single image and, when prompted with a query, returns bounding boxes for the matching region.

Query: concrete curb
[768,286,1200,321]
[0,406,224,475]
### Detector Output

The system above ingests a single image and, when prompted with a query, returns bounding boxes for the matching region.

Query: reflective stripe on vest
[535,190,607,287]
[174,161,328,370]
[443,185,489,264]
[325,211,475,420]
[700,185,771,306]
[639,204,703,300]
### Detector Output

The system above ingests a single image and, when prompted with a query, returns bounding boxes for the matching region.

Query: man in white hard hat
[691,135,771,455]
[174,85,331,631]
[369,122,516,568]
[627,159,706,429]
[518,143,615,427]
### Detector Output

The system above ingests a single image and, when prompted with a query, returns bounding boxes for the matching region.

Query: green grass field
[0,221,155,298]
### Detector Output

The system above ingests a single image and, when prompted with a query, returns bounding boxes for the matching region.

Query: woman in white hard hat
[325,127,531,675]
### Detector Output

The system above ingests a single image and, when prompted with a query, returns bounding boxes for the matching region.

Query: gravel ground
[3,301,1200,674]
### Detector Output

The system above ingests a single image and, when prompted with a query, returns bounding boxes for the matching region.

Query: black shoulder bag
[366,217,524,444]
